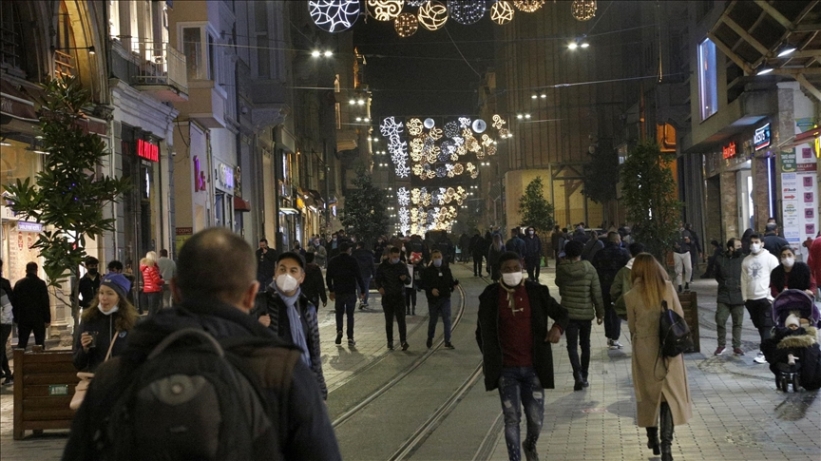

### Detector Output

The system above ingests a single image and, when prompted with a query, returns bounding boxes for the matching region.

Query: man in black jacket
[421,250,458,349]
[591,232,631,350]
[13,262,50,350]
[301,253,327,309]
[470,232,485,276]
[62,227,341,460]
[352,242,375,309]
[326,243,365,346]
[77,256,101,309]
[476,252,568,461]
[256,238,278,287]
[375,247,411,350]
[714,238,745,356]
[0,258,15,384]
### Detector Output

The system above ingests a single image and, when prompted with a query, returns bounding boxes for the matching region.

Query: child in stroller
[761,289,821,392]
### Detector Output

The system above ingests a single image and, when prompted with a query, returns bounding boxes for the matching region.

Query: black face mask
[88,268,98,275]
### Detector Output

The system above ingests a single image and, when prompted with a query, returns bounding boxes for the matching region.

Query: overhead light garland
[368,0,404,21]
[307,0,362,33]
[446,0,487,25]
[490,0,515,25]
[394,12,419,37]
[571,0,596,21]
[418,1,449,31]
[513,0,545,13]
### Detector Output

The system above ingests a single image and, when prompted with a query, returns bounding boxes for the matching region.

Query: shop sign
[753,123,771,151]
[781,171,818,248]
[137,139,159,162]
[722,142,737,159]
[781,150,797,172]
[216,163,234,193]
[17,221,43,233]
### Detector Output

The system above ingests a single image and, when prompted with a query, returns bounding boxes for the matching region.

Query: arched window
[0,1,27,75]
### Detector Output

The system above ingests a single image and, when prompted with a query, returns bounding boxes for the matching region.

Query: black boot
[660,402,674,461]
[645,427,660,455]
[581,369,589,388]
[573,370,584,391]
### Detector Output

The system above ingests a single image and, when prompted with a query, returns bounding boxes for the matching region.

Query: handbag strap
[104,331,119,362]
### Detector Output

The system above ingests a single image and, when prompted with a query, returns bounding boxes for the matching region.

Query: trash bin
[678,290,700,353]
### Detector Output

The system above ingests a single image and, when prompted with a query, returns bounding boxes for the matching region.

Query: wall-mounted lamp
[53,45,95,55]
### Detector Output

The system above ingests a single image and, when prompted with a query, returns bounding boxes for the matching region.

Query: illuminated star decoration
[513,0,545,13]
[418,1,449,31]
[368,0,404,21]
[308,0,362,33]
[447,0,487,25]
[490,0,515,25]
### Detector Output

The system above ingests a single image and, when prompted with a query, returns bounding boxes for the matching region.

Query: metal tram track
[331,283,469,429]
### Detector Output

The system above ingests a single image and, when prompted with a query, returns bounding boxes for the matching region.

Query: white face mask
[275,273,300,293]
[750,243,762,253]
[501,272,523,287]
[98,304,119,316]
[781,257,795,268]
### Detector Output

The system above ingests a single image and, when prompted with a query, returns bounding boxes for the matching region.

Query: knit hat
[101,273,131,301]
[785,312,801,329]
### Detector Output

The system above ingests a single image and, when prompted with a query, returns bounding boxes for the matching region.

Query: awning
[781,126,821,150]
[0,79,38,123]
[279,207,300,215]
[233,196,251,212]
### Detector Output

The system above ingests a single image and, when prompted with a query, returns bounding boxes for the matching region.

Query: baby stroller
[762,290,821,392]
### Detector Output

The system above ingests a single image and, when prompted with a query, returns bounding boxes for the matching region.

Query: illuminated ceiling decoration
[405,0,426,6]
[308,0,362,33]
[424,118,435,129]
[513,0,545,13]
[418,1,449,31]
[571,0,596,21]
[472,119,487,133]
[380,116,410,178]
[394,12,419,37]
[368,0,404,21]
[443,121,460,138]
[447,0,486,25]
[492,114,506,129]
[490,0,515,24]
[407,118,423,135]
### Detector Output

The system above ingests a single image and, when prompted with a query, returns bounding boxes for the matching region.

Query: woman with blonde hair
[624,253,692,461]
[139,251,163,315]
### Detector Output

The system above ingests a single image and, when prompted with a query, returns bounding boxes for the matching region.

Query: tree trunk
[71,267,81,342]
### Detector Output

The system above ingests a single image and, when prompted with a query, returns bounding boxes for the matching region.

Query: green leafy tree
[5,76,130,331]
[518,177,555,233]
[340,167,389,246]
[582,147,619,204]
[621,141,681,260]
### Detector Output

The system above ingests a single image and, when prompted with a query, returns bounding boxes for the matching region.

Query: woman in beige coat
[624,254,692,461]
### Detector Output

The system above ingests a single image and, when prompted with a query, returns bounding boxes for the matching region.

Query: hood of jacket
[557,259,593,278]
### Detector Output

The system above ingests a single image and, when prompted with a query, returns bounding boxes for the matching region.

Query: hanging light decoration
[571,0,597,21]
[308,0,362,33]
[368,0,404,21]
[394,12,419,37]
[447,0,487,26]
[513,0,545,13]
[418,1,449,31]
[406,0,426,6]
[490,0,515,24]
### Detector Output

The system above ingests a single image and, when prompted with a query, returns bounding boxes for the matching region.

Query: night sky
[353,17,495,121]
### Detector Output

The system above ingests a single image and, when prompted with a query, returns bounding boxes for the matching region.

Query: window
[698,38,718,120]
[182,26,213,80]
[109,0,120,38]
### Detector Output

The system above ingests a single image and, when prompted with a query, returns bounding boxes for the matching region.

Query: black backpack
[659,300,693,357]
[102,328,299,460]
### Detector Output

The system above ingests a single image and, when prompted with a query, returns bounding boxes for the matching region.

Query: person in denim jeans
[476,252,569,461]
[421,250,459,349]
[326,243,366,346]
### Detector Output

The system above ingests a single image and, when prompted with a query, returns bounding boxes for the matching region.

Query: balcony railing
[129,40,188,100]
[54,49,75,78]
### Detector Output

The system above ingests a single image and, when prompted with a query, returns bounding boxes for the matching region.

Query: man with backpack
[63,227,341,460]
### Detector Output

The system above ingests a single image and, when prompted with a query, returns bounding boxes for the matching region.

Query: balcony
[127,41,188,102]
[54,50,75,78]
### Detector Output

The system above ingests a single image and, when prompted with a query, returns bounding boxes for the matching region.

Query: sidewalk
[484,266,821,461]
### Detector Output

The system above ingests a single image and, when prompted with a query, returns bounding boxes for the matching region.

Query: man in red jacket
[807,236,821,296]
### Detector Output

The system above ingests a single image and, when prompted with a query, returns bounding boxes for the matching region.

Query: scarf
[499,280,524,315]
[272,283,311,367]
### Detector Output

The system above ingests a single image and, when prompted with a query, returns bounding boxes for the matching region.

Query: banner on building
[781,147,818,249]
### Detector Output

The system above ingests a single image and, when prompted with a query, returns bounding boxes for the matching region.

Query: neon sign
[722,141,737,159]
[137,139,159,162]
[753,123,771,151]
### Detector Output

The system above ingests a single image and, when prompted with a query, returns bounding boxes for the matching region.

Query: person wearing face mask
[375,247,411,350]
[741,234,780,364]
[77,256,101,310]
[258,252,327,400]
[476,252,569,461]
[523,226,543,281]
[770,246,816,300]
[421,250,459,349]
[714,238,746,356]
[73,273,138,372]
[673,224,694,293]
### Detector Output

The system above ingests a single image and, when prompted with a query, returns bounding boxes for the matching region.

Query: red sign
[137,139,159,162]
[722,141,737,159]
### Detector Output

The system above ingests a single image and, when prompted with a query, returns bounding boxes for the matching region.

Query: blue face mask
[390,258,400,264]
[433,259,442,267]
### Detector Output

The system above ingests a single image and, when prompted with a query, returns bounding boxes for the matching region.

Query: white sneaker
[611,340,623,350]
[753,352,768,364]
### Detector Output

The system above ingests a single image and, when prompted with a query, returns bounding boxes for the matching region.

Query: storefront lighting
[777,46,796,58]
[757,67,774,75]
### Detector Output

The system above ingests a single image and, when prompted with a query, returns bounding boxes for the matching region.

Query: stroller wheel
[792,373,801,392]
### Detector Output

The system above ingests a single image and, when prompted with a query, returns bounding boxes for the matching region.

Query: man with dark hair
[506,228,526,259]
[63,228,341,460]
[523,226,542,281]
[470,232,486,276]
[762,222,789,256]
[610,242,645,320]
[301,252,327,310]
[375,247,411,350]
[106,260,135,304]
[591,232,631,350]
[352,241,376,309]
[714,238,745,356]
[256,238,278,287]
[741,233,779,364]
[476,251,569,461]
[12,262,50,350]
[78,256,101,309]
[326,242,366,346]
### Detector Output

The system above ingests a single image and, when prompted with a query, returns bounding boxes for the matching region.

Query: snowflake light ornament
[443,121,460,138]
[447,0,487,25]
[418,1,449,31]
[458,117,472,129]
[490,0,515,24]
[513,0,545,13]
[309,0,362,33]
[368,0,404,21]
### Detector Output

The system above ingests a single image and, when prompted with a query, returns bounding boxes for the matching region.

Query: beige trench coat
[625,280,692,427]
